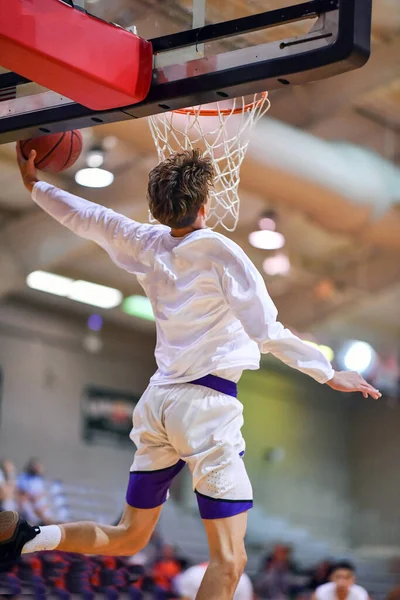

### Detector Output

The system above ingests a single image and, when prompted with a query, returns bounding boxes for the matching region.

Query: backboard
[0,0,372,143]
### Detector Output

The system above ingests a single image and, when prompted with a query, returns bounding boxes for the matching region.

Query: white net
[148,92,271,231]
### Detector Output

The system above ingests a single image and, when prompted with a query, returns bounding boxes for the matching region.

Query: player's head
[25,457,44,476]
[147,149,215,230]
[330,561,356,590]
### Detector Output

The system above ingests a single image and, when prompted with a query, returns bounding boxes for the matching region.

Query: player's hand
[326,370,381,400]
[16,143,39,193]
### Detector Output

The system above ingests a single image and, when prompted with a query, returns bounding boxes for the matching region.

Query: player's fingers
[28,149,37,164]
[361,385,381,400]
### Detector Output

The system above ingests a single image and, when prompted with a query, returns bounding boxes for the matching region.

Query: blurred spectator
[17,458,54,524]
[174,562,253,599]
[308,560,333,590]
[0,459,17,511]
[312,561,370,600]
[254,544,301,599]
[258,544,298,573]
[387,587,400,600]
[151,544,183,593]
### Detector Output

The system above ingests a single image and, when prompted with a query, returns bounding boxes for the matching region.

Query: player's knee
[215,546,247,582]
[117,523,151,556]
[233,546,247,575]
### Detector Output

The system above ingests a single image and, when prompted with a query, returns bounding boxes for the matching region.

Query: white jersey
[174,564,253,600]
[316,583,369,600]
[32,183,334,385]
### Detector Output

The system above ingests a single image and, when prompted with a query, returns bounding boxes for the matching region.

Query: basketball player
[313,561,370,600]
[0,147,381,600]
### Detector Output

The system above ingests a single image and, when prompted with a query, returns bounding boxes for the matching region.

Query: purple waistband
[189,374,237,397]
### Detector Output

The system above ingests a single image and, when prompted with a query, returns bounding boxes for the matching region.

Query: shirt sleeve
[32,181,156,274]
[221,244,335,384]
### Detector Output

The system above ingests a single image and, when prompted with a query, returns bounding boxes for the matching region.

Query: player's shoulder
[143,223,169,236]
[137,222,170,244]
[182,228,247,258]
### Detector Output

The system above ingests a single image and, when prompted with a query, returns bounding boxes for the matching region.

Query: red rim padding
[0,0,153,110]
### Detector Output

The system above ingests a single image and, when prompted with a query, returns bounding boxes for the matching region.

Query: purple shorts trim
[196,491,253,520]
[189,374,237,398]
[126,460,185,509]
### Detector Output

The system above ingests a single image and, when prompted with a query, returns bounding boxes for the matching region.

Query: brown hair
[147,149,215,228]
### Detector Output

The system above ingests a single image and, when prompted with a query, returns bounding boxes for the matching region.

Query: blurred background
[0,0,400,598]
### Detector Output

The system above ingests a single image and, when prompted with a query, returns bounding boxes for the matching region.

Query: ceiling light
[86,150,105,168]
[88,314,103,332]
[249,230,285,250]
[26,271,122,309]
[259,217,276,231]
[82,333,103,354]
[122,295,155,321]
[263,254,290,276]
[342,341,377,375]
[68,280,122,309]
[27,271,73,296]
[75,168,114,188]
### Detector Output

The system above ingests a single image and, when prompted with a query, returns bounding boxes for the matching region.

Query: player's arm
[17,146,150,270]
[222,246,381,399]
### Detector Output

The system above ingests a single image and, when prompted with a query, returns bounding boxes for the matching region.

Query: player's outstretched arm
[17,145,151,272]
[222,244,381,400]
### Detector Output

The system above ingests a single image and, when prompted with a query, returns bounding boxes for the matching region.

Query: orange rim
[172,92,269,117]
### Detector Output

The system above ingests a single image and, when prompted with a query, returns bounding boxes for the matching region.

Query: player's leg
[45,503,161,555]
[0,385,181,563]
[52,384,184,556]
[164,377,253,600]
[197,512,248,600]
[0,503,162,558]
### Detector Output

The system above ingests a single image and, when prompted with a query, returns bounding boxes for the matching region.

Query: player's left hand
[326,370,382,400]
[16,143,39,193]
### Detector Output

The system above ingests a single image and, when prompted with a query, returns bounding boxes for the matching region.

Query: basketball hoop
[148,92,270,231]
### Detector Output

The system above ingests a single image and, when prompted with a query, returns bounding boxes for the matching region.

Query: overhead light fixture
[27,271,73,296]
[259,217,276,231]
[75,167,114,188]
[122,295,155,321]
[341,340,377,375]
[69,280,122,309]
[88,314,103,332]
[249,230,285,250]
[263,253,290,276]
[258,210,277,231]
[26,270,122,309]
[82,333,103,354]
[86,149,105,168]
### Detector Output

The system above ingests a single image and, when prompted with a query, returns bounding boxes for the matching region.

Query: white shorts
[126,374,253,519]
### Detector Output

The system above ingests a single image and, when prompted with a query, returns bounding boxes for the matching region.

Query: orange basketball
[19,130,83,173]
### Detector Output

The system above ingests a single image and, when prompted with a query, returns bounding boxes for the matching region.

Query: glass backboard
[0,0,372,143]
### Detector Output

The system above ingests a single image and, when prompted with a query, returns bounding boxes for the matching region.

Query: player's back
[137,226,260,384]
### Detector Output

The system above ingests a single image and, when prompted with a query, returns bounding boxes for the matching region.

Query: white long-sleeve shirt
[32,182,334,385]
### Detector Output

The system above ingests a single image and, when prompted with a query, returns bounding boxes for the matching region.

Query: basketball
[18,130,83,173]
